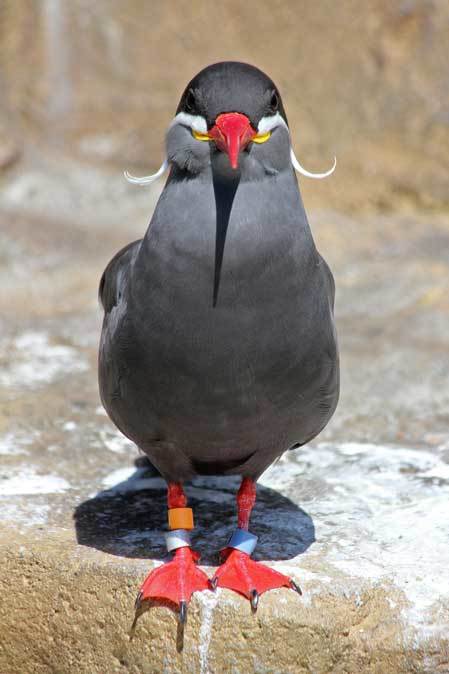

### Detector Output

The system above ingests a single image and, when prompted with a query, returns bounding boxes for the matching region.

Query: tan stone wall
[0,0,449,209]
[1,1,448,208]
[0,547,427,674]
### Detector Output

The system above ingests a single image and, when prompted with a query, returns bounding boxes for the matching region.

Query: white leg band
[226,528,258,555]
[165,528,191,552]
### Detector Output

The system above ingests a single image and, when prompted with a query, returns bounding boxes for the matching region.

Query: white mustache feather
[124,112,206,185]
[290,149,336,179]
[124,159,168,186]
[124,111,336,185]
[259,113,336,179]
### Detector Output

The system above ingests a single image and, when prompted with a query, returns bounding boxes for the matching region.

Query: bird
[98,61,339,623]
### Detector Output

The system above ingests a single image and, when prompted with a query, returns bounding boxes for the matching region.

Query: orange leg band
[168,507,194,530]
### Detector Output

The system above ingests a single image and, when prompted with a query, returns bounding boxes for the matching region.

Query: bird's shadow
[74,457,315,565]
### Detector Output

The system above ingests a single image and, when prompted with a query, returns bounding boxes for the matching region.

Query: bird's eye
[270,91,279,112]
[185,89,196,113]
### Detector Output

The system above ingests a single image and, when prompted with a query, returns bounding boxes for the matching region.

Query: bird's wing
[286,250,338,451]
[99,239,142,314]
[316,251,336,312]
[98,238,143,438]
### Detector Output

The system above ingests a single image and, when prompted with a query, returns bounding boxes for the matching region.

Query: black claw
[134,590,143,610]
[210,577,218,591]
[179,601,188,624]
[250,589,259,612]
[290,579,303,596]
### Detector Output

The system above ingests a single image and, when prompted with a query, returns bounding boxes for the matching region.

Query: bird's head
[125,62,335,185]
[168,62,290,180]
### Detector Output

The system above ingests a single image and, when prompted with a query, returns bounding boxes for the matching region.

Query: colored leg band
[226,528,258,555]
[168,507,194,530]
[164,528,192,553]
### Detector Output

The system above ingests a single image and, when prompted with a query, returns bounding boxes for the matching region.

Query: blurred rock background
[1,0,448,211]
[1,4,449,672]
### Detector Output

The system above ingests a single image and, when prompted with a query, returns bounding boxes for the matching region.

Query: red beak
[208,112,257,169]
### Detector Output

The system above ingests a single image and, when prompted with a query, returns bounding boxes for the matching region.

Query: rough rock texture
[1,4,448,669]
[0,124,20,170]
[1,159,449,672]
[1,0,448,211]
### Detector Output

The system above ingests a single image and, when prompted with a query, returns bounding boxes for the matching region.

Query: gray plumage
[99,62,339,482]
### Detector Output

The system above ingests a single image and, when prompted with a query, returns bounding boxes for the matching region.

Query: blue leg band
[226,528,258,555]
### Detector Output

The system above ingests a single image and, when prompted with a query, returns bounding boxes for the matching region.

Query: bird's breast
[130,199,327,412]
[103,173,338,461]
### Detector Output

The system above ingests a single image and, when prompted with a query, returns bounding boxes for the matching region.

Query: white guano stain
[102,466,136,488]
[197,590,219,674]
[0,331,88,389]
[99,428,135,454]
[0,469,70,495]
[0,430,39,456]
[1,503,50,528]
[260,441,449,638]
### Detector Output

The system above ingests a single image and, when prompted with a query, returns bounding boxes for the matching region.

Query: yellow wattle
[192,129,211,142]
[252,131,271,144]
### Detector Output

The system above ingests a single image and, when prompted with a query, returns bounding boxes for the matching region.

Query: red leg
[136,482,209,622]
[237,477,256,530]
[167,482,187,508]
[211,478,301,609]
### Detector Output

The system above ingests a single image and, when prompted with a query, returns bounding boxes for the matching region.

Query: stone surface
[1,1,449,212]
[0,125,20,171]
[1,3,448,671]
[0,157,449,672]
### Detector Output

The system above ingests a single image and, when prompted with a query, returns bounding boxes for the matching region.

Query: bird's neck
[147,167,312,241]
[135,167,317,307]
